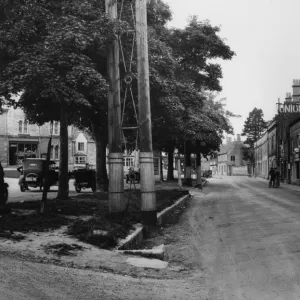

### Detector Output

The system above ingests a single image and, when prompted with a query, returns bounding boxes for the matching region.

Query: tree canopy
[0,0,237,181]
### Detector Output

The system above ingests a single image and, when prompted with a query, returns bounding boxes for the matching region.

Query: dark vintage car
[125,167,140,184]
[72,167,96,193]
[18,158,58,192]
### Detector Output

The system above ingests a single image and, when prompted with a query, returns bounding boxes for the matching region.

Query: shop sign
[279,103,300,114]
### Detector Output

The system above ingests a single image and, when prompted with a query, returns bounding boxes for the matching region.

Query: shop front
[9,140,39,166]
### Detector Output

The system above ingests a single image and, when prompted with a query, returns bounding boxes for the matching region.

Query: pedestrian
[268,167,275,187]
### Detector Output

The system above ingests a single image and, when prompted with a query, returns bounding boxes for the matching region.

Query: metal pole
[135,0,156,225]
[106,0,125,218]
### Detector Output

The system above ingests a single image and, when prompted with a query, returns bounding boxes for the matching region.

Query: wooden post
[136,0,157,225]
[106,0,125,218]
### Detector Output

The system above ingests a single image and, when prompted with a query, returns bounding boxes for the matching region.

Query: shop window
[75,156,86,164]
[78,142,85,152]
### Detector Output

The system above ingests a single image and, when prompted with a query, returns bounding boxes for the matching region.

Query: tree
[242,107,267,169]
[0,0,121,200]
[242,108,268,147]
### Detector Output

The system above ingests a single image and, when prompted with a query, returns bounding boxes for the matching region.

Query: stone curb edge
[116,193,192,251]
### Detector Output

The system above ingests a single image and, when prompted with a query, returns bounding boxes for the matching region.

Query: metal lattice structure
[118,0,139,154]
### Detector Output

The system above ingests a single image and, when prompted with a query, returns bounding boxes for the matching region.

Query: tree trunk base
[183,178,193,186]
[109,211,125,220]
[141,210,157,226]
[0,206,11,215]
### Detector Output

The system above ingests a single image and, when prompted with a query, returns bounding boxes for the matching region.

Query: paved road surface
[2,176,300,299]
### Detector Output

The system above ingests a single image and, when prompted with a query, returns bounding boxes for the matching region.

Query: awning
[9,138,39,142]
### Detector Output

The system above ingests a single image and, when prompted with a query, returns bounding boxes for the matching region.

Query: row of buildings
[0,106,162,180]
[254,80,300,185]
[0,106,96,170]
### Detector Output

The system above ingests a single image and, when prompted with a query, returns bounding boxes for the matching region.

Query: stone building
[254,79,300,185]
[217,134,247,176]
[0,106,96,169]
[254,128,269,179]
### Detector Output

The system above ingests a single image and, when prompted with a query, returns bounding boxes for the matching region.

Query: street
[2,176,300,299]
[5,178,84,203]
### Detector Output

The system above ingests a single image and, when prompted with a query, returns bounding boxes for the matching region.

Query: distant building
[217,134,247,176]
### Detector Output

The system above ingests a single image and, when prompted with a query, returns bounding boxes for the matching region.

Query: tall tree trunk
[184,140,192,186]
[160,151,164,182]
[91,122,109,192]
[167,146,174,180]
[41,127,53,213]
[57,105,69,200]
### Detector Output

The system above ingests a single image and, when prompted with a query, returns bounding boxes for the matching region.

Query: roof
[218,141,245,155]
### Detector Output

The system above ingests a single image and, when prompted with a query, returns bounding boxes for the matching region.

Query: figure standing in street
[268,167,276,188]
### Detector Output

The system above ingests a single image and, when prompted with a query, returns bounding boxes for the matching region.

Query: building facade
[217,134,247,176]
[0,106,96,170]
[254,79,300,185]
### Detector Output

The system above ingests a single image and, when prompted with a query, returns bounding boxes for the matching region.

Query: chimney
[237,134,241,142]
[226,136,232,144]
[285,92,292,102]
[292,79,300,102]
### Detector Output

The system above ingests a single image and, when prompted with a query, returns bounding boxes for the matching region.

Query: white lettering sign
[280,104,300,114]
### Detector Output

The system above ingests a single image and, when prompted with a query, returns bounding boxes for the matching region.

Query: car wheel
[20,184,26,192]
[75,185,81,193]
[3,188,8,204]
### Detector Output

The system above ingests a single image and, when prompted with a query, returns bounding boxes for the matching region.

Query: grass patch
[0,212,69,233]
[3,188,189,249]
[44,243,85,256]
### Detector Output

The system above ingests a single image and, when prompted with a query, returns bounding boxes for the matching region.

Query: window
[50,145,54,159]
[18,120,23,134]
[23,121,29,134]
[230,155,235,162]
[78,142,85,152]
[54,122,59,135]
[18,120,29,134]
[75,156,86,164]
[54,145,59,160]
[124,157,134,167]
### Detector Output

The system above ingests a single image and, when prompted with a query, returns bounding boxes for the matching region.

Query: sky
[165,0,300,140]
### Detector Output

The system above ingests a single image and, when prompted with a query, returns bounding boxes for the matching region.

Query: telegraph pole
[106,0,125,218]
[135,0,157,225]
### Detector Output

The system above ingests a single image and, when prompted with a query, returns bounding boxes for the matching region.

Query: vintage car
[72,167,96,193]
[18,158,58,192]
